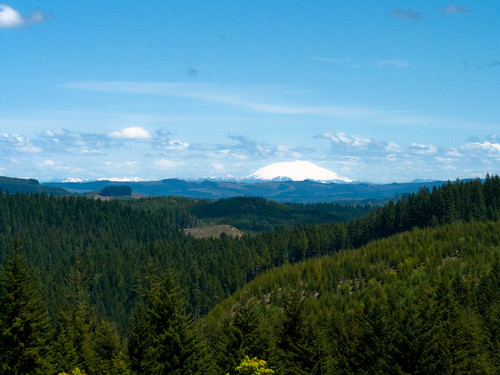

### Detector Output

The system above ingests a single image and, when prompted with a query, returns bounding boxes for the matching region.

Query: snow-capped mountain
[248,161,352,183]
[62,177,86,183]
[97,177,145,182]
[206,174,237,181]
[62,177,146,183]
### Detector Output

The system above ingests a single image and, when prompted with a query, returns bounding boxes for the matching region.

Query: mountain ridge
[0,174,452,203]
[42,177,447,202]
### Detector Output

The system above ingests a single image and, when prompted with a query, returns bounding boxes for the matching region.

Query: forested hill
[0,176,499,323]
[187,196,372,231]
[202,219,500,374]
[0,175,499,373]
[0,176,68,195]
[0,193,371,324]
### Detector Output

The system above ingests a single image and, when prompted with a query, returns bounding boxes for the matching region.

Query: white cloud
[462,141,500,153]
[276,145,293,157]
[108,126,151,140]
[36,159,72,171]
[229,152,249,160]
[409,143,438,155]
[315,131,497,181]
[458,139,500,166]
[191,135,311,166]
[18,145,42,153]
[0,5,45,28]
[39,128,107,154]
[321,132,373,148]
[0,5,23,28]
[435,157,454,163]
[385,142,400,152]
[320,132,400,158]
[0,133,41,153]
[446,148,463,157]
[162,140,189,150]
[224,135,281,159]
[385,153,398,161]
[77,148,103,155]
[2,127,192,161]
[212,163,225,172]
[153,159,185,169]
[44,128,66,137]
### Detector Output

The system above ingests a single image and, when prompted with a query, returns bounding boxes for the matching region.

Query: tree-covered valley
[1,175,499,374]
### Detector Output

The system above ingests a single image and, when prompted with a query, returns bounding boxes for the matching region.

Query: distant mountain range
[40,177,450,203]
[0,175,458,202]
[1,160,459,202]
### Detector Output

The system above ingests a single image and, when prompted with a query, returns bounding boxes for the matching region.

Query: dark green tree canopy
[0,242,54,374]
[130,265,206,374]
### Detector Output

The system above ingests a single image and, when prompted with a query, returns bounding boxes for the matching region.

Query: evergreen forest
[0,175,499,374]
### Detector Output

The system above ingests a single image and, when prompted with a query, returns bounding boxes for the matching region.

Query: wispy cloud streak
[62,81,441,126]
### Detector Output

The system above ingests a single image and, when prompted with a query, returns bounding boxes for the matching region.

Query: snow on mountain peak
[62,177,84,183]
[249,161,352,183]
[97,177,145,182]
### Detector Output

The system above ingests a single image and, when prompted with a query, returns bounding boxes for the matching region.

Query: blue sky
[1,1,499,183]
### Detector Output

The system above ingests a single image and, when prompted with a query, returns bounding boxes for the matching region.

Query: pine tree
[348,295,394,374]
[274,290,320,375]
[429,280,489,374]
[53,266,95,373]
[129,265,205,374]
[476,258,500,370]
[53,264,130,375]
[0,242,54,374]
[391,283,442,374]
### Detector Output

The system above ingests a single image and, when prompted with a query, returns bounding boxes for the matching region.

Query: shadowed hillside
[0,176,68,195]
